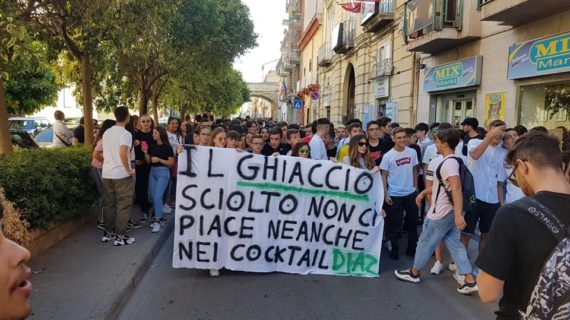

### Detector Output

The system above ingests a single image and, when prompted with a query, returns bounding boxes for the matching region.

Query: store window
[520,82,570,129]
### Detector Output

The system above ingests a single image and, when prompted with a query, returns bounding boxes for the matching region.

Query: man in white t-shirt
[462,120,507,252]
[309,118,331,161]
[380,127,419,260]
[395,127,478,295]
[101,106,136,247]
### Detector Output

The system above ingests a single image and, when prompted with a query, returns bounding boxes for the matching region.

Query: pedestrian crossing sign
[293,100,303,110]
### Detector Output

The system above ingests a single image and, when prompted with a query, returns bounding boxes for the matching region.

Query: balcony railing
[317,42,333,67]
[289,49,300,63]
[370,58,393,79]
[362,0,395,33]
[404,0,480,54]
[406,0,461,38]
[479,0,570,26]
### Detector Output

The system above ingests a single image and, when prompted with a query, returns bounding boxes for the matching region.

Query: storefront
[508,32,570,129]
[424,56,483,125]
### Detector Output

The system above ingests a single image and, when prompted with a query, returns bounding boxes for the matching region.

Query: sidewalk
[28,207,174,320]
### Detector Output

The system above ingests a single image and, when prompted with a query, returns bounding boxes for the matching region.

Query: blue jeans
[149,166,171,220]
[413,212,473,275]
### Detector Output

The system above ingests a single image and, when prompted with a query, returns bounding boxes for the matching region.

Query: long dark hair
[93,119,116,150]
[347,134,375,170]
[167,117,183,134]
[154,126,172,148]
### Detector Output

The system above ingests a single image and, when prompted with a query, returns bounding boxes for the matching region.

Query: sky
[233,0,287,83]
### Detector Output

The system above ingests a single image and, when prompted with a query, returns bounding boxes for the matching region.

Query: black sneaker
[457,282,478,295]
[394,269,420,283]
[114,235,136,246]
[101,231,116,243]
[159,217,168,224]
[128,219,142,229]
[139,214,149,224]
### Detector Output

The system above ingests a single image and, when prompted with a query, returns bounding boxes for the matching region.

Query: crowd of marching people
[86,106,570,318]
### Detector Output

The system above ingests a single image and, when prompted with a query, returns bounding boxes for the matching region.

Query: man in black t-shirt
[262,127,291,156]
[476,132,570,319]
[366,120,383,166]
[378,116,394,157]
[460,117,482,156]
[73,117,85,145]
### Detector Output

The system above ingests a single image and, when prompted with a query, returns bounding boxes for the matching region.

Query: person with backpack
[394,127,478,295]
[476,131,570,320]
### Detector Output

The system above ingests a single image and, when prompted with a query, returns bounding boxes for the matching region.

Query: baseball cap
[461,117,479,128]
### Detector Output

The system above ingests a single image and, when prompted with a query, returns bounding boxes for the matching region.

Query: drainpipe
[411,52,419,126]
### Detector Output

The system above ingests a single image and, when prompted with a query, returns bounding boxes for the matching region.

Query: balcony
[362,0,395,33]
[369,58,393,80]
[290,12,302,27]
[286,0,298,14]
[317,42,333,67]
[479,0,570,26]
[333,19,355,54]
[289,49,300,63]
[405,0,479,54]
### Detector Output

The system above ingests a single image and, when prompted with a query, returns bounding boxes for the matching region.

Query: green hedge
[0,146,97,229]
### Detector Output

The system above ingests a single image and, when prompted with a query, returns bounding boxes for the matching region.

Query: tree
[28,0,118,146]
[0,1,40,154]
[4,42,59,115]
[111,0,257,115]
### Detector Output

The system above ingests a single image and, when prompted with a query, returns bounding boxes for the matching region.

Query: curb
[99,219,175,320]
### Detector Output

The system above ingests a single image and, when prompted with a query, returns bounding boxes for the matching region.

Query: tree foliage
[0,0,257,154]
[4,42,59,115]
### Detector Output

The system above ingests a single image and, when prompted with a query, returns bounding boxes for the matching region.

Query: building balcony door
[345,65,356,121]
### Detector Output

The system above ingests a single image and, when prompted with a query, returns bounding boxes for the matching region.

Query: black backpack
[512,197,570,320]
[434,156,477,212]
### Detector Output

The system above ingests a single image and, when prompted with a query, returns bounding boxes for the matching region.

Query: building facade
[407,0,570,129]
[309,0,416,126]
[277,0,303,124]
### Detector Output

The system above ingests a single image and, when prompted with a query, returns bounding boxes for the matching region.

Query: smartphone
[141,141,148,152]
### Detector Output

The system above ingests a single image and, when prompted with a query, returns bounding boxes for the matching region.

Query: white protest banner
[172,146,384,277]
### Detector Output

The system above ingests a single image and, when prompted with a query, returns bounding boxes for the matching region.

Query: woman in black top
[143,127,174,233]
[134,115,154,221]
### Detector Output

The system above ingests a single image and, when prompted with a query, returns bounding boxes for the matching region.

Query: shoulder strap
[511,197,568,242]
[433,157,451,211]
[55,133,71,147]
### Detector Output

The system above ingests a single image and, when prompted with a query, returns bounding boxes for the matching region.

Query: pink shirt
[426,155,459,220]
[91,140,103,169]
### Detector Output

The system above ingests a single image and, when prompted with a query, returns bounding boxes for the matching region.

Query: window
[520,82,570,129]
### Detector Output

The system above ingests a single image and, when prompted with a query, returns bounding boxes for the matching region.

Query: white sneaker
[209,269,220,277]
[163,204,172,214]
[453,271,466,286]
[152,222,161,233]
[448,261,457,272]
[430,261,445,275]
[457,282,478,295]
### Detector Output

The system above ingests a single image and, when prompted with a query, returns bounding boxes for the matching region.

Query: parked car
[34,126,76,148]
[9,117,51,136]
[10,129,39,149]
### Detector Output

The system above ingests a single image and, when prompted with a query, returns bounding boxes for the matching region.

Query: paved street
[119,232,496,320]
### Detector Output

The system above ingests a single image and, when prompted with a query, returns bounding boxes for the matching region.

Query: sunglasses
[299,148,310,154]
[358,142,368,147]
[141,120,151,123]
